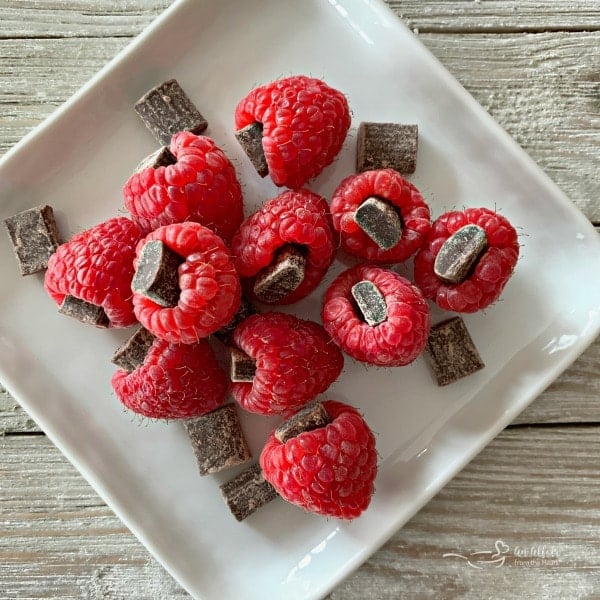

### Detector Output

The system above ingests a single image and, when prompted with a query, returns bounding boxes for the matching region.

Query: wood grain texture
[0,1,599,599]
[2,429,600,599]
[389,0,600,33]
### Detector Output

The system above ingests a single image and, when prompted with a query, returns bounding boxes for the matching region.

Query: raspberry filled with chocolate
[230,312,344,416]
[231,189,337,305]
[123,131,243,244]
[322,264,430,366]
[132,222,241,344]
[260,400,377,520]
[413,207,519,312]
[330,168,431,263]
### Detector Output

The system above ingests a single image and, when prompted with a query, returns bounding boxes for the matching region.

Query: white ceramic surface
[1,1,599,599]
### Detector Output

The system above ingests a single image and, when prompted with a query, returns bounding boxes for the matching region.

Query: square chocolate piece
[425,317,485,386]
[58,296,110,328]
[356,122,418,174]
[3,205,62,275]
[220,463,277,522]
[111,327,155,372]
[134,79,208,146]
[184,404,251,475]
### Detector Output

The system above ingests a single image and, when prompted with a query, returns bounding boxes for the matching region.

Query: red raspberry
[132,222,241,344]
[235,75,351,189]
[330,169,431,263]
[123,131,243,244]
[44,217,142,328]
[231,312,344,416]
[231,189,337,305]
[322,264,430,366]
[260,400,377,520]
[112,337,228,419]
[413,207,519,312]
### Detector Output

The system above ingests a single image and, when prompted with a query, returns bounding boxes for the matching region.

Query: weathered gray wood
[330,426,600,599]
[389,1,600,32]
[0,384,40,434]
[1,32,597,220]
[0,0,170,38]
[2,428,600,599]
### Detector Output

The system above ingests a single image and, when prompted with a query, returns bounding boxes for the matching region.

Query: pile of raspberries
[42,75,519,520]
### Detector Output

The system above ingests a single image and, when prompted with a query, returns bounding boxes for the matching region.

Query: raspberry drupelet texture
[44,217,143,328]
[230,312,344,416]
[112,337,228,419]
[413,207,519,312]
[235,75,351,189]
[260,400,377,520]
[123,131,243,244]
[231,189,337,305]
[330,168,431,263]
[322,264,430,366]
[132,222,241,344]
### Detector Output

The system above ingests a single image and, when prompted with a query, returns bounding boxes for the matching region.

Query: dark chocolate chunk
[274,401,332,444]
[220,463,277,522]
[58,295,110,328]
[134,79,208,146]
[234,122,268,177]
[131,240,183,307]
[351,280,388,326]
[184,404,252,476]
[230,347,256,382]
[111,327,155,372]
[434,224,488,284]
[134,146,177,173]
[354,196,402,250]
[253,245,306,303]
[212,296,256,345]
[3,205,62,275]
[425,317,485,386]
[356,122,418,174]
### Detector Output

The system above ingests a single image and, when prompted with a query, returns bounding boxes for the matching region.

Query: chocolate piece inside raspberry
[353,196,403,251]
[4,204,62,276]
[274,402,332,443]
[252,245,307,303]
[356,122,418,174]
[220,463,278,522]
[425,316,485,386]
[433,224,488,284]
[58,295,109,328]
[184,404,251,476]
[351,280,388,326]
[134,146,177,173]
[111,326,155,372]
[134,79,207,146]
[234,122,268,177]
[132,240,183,308]
[230,347,256,382]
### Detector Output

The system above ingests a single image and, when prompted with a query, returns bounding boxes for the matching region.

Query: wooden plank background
[1,1,598,598]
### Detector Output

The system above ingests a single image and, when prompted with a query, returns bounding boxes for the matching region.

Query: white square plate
[1,1,599,598]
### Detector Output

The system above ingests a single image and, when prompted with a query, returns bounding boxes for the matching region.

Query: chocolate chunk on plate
[220,463,277,522]
[3,204,62,275]
[356,122,418,174]
[58,296,110,328]
[425,316,485,386]
[275,401,332,444]
[235,122,268,177]
[131,240,184,307]
[184,404,251,476]
[134,79,208,146]
[111,327,155,372]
